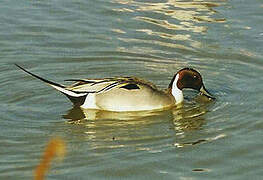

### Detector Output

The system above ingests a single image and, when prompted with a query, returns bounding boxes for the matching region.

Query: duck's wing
[65,77,157,93]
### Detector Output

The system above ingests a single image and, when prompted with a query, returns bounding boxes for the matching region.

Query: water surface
[1,0,263,179]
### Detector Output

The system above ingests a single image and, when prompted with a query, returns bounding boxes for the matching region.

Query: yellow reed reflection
[34,138,66,180]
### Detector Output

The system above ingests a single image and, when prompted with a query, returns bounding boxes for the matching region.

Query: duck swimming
[16,64,215,112]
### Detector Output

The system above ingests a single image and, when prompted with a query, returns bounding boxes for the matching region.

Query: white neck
[171,74,183,104]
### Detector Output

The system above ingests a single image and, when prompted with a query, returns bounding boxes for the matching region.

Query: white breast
[81,93,98,109]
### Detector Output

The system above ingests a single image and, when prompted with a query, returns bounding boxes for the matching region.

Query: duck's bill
[199,86,215,100]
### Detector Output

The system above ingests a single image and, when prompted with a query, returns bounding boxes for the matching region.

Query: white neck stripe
[171,74,183,104]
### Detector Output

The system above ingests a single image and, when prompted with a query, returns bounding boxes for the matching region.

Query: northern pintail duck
[16,64,215,112]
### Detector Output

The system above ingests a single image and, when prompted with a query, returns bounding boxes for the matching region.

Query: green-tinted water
[1,0,263,179]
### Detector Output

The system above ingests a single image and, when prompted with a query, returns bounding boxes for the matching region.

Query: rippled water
[1,0,263,179]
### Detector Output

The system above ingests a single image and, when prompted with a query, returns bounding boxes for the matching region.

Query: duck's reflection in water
[172,95,212,132]
[62,95,213,150]
[64,106,173,122]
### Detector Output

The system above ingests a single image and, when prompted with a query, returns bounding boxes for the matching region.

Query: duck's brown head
[169,68,215,99]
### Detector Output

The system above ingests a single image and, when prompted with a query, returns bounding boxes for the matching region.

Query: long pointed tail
[15,64,88,106]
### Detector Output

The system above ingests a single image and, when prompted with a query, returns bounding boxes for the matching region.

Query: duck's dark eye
[193,75,197,79]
